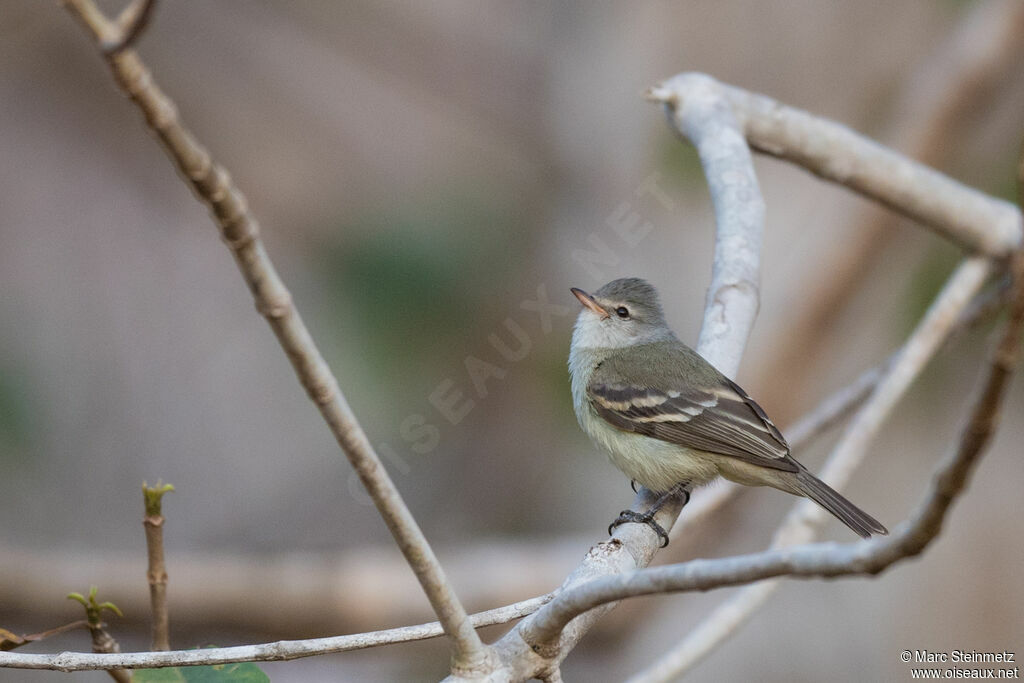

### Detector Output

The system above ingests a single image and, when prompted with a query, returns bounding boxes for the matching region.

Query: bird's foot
[608,509,670,548]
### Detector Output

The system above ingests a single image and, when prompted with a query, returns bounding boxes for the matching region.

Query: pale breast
[577,398,720,492]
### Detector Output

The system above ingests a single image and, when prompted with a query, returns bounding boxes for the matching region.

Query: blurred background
[1,1,1023,680]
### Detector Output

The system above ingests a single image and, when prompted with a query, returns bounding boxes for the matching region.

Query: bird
[568,277,887,545]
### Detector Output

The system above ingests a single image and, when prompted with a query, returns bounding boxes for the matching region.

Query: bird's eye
[615,306,630,319]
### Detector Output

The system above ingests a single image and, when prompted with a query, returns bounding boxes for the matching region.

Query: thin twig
[781,274,1009,455]
[526,253,1023,646]
[0,621,90,652]
[780,257,991,542]
[60,0,488,672]
[142,481,173,651]
[0,594,554,671]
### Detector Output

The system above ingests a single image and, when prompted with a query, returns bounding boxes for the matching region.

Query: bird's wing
[587,347,796,472]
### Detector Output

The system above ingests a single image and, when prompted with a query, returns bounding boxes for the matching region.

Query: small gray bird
[568,277,886,544]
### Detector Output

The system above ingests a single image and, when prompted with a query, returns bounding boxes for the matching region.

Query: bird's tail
[794,468,887,538]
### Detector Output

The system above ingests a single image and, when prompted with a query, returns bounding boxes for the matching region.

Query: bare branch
[142,481,173,651]
[613,73,767,558]
[649,79,1022,257]
[60,0,487,671]
[0,594,554,671]
[0,622,90,652]
[673,73,766,377]
[780,272,1009,455]
[523,254,1022,648]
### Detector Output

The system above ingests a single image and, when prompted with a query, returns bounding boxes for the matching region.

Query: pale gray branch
[674,72,766,377]
[615,72,768,558]
[0,594,553,671]
[649,78,1023,257]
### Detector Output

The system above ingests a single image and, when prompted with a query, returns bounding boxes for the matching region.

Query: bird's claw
[608,509,670,547]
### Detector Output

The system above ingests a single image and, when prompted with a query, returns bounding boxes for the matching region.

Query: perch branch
[457,71,767,683]
[61,0,487,672]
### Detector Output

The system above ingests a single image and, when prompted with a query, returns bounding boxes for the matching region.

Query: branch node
[102,0,157,55]
[254,292,293,320]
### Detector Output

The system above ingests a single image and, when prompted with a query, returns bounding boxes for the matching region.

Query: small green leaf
[143,480,175,517]
[99,602,124,617]
[67,587,124,625]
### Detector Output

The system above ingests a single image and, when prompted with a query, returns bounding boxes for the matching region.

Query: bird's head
[570,277,672,349]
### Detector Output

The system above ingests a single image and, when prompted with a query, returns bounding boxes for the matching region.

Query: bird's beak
[571,287,610,319]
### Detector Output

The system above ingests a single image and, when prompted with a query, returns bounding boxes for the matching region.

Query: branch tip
[142,480,174,518]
